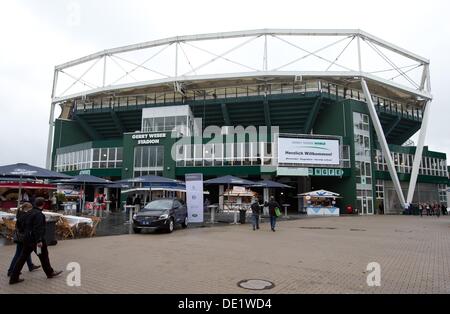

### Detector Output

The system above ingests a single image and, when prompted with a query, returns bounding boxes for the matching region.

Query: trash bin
[45,220,58,246]
[239,210,247,224]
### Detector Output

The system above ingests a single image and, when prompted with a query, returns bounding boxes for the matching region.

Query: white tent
[299,190,341,198]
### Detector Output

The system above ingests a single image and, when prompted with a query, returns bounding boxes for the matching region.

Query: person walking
[134,194,142,210]
[266,196,281,232]
[9,197,62,285]
[426,203,431,216]
[250,198,262,231]
[7,203,41,277]
[435,203,441,218]
[378,202,384,215]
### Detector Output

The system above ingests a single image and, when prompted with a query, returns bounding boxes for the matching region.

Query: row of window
[134,146,164,169]
[142,116,189,133]
[374,150,448,177]
[175,142,350,168]
[55,147,123,172]
[438,184,448,204]
[175,142,274,167]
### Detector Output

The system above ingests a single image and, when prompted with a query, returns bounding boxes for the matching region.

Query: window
[56,147,123,172]
[376,180,384,200]
[342,145,351,168]
[174,141,272,168]
[142,115,190,135]
[134,146,164,176]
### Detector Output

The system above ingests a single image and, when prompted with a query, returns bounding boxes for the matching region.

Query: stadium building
[47,29,448,214]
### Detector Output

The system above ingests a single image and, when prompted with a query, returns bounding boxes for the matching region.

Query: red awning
[0,182,57,190]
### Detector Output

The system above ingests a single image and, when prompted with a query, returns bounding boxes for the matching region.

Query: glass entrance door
[357,195,374,215]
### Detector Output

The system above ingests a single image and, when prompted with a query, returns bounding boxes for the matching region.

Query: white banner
[185,173,204,223]
[278,137,340,166]
[307,207,340,216]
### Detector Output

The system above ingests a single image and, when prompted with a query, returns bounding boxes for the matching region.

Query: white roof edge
[55,29,429,70]
[52,71,432,104]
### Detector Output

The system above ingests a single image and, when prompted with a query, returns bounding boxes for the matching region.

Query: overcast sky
[0,0,449,167]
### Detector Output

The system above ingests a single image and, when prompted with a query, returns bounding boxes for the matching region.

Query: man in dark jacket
[265,196,280,232]
[9,197,62,285]
[250,198,262,231]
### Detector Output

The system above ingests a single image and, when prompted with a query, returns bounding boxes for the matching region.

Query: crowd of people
[418,202,447,217]
[405,202,448,216]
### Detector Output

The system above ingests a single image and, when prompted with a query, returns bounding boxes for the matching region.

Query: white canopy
[299,190,341,198]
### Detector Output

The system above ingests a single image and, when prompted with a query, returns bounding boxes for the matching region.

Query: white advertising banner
[278,137,340,166]
[307,207,340,216]
[185,173,204,223]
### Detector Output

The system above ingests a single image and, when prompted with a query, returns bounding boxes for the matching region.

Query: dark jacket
[15,210,30,234]
[266,200,280,217]
[126,196,133,206]
[251,201,261,215]
[21,207,47,244]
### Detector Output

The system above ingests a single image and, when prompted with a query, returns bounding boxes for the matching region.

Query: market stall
[299,190,341,216]
[223,186,256,211]
[0,181,58,210]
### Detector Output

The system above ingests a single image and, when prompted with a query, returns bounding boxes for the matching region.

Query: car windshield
[141,199,173,212]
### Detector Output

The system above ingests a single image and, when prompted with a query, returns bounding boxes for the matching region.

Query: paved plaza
[1,215,449,294]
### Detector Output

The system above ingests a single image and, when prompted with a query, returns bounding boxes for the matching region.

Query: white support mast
[361,78,406,207]
[407,66,432,204]
[45,69,59,170]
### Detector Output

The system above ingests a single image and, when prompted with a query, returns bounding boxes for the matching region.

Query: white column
[407,100,432,203]
[219,185,224,210]
[104,187,110,213]
[46,70,59,170]
[263,188,269,216]
[361,78,406,207]
[45,103,57,170]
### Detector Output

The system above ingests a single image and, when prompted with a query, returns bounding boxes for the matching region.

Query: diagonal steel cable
[182,36,260,76]
[110,44,172,85]
[389,64,422,81]
[179,42,197,75]
[272,35,354,71]
[368,64,418,75]
[109,55,139,82]
[325,36,355,71]
[60,57,102,96]
[59,70,99,96]
[111,54,172,82]
[365,40,419,88]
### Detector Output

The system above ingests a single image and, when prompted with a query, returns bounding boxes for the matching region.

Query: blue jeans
[270,216,277,230]
[8,242,33,275]
[252,214,260,229]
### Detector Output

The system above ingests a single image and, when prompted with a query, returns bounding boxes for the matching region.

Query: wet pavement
[1,210,307,245]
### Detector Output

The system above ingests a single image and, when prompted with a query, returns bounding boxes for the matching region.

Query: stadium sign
[278,137,340,166]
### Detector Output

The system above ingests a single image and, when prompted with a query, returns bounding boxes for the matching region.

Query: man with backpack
[265,196,281,232]
[250,197,262,231]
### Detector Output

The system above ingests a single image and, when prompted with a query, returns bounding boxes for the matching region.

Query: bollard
[211,207,215,224]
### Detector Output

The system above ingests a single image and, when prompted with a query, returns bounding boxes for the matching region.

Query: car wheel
[181,216,188,229]
[167,218,174,233]
[133,227,142,234]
